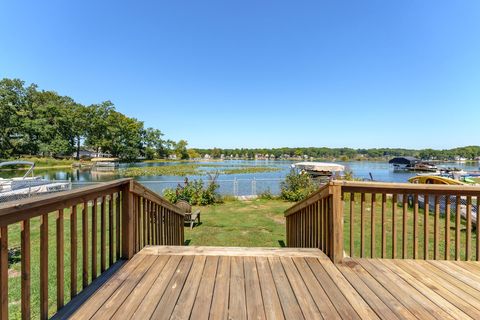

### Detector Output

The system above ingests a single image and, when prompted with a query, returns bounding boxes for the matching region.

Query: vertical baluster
[92,198,98,280]
[0,226,9,319]
[315,201,319,249]
[57,209,65,309]
[360,193,365,258]
[445,196,451,260]
[143,198,147,248]
[116,192,121,261]
[137,197,142,251]
[40,214,48,319]
[392,194,397,259]
[152,204,156,245]
[316,201,321,249]
[145,200,149,246]
[466,196,472,261]
[308,206,312,248]
[301,208,304,246]
[152,203,156,245]
[324,198,328,253]
[371,193,376,258]
[109,195,114,266]
[133,196,137,252]
[381,193,386,258]
[434,195,440,260]
[70,205,77,299]
[312,204,315,248]
[424,194,429,260]
[148,201,152,245]
[82,202,88,289]
[402,194,407,259]
[455,195,461,261]
[101,196,106,273]
[309,206,313,247]
[326,197,330,256]
[350,193,354,257]
[413,194,419,259]
[297,211,301,248]
[159,206,164,245]
[477,196,479,261]
[166,209,170,245]
[157,205,161,245]
[21,219,31,319]
[300,208,303,246]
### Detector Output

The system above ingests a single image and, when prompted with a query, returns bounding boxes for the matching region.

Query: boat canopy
[0,161,35,178]
[388,157,419,165]
[293,162,345,172]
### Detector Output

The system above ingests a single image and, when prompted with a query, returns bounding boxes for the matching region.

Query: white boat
[292,162,345,177]
[0,161,71,202]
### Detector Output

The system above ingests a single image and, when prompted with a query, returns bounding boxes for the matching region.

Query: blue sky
[1,1,479,149]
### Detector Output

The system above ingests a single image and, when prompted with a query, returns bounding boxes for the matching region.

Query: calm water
[1,160,479,196]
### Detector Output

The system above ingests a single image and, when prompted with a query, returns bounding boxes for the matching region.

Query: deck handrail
[0,178,184,320]
[285,180,480,264]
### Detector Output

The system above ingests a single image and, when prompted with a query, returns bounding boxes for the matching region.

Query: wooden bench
[176,200,201,229]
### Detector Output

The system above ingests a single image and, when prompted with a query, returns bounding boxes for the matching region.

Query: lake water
[1,160,479,196]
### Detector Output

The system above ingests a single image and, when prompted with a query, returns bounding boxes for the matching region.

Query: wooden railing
[0,179,184,320]
[286,180,480,263]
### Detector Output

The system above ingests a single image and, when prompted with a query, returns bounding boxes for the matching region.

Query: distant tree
[211,147,222,158]
[174,140,189,159]
[187,149,200,159]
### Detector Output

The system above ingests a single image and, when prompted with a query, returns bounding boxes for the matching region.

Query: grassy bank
[0,157,75,169]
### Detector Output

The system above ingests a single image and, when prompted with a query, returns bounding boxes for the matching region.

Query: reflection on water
[1,160,478,196]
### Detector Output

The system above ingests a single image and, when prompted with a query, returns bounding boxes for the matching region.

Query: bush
[163,172,220,205]
[258,188,276,200]
[280,169,317,202]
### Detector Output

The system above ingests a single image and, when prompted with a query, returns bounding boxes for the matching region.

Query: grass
[0,157,75,169]
[185,199,291,247]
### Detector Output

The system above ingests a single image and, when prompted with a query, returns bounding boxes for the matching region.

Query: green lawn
[186,199,291,247]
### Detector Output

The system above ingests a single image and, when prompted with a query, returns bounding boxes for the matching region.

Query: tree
[143,127,165,159]
[187,149,200,159]
[174,140,189,159]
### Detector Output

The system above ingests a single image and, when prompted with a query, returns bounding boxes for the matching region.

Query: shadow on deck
[66,246,480,320]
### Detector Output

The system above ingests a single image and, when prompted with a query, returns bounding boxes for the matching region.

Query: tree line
[0,78,190,161]
[194,146,480,161]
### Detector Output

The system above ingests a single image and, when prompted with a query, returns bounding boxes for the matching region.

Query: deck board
[70,246,480,320]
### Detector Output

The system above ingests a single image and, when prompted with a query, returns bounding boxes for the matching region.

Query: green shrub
[163,172,220,205]
[280,169,317,202]
[258,188,276,200]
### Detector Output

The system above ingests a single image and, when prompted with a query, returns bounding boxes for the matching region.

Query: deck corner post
[329,184,344,264]
[121,179,135,259]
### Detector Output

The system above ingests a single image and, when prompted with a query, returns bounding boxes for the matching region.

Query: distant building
[73,149,112,159]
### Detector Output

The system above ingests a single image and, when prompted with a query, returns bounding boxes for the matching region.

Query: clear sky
[1,1,479,149]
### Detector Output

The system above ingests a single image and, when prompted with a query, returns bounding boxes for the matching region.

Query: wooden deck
[69,246,480,320]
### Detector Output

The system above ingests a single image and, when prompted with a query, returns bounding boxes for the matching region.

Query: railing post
[121,180,135,259]
[329,183,344,263]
